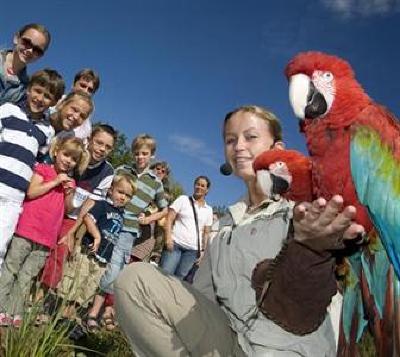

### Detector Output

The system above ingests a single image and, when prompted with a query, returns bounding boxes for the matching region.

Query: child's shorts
[58,246,107,306]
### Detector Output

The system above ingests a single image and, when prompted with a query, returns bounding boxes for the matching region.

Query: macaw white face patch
[288,73,310,119]
[311,70,336,116]
[256,169,273,196]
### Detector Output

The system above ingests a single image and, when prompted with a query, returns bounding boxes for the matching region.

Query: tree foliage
[168,179,185,202]
[108,132,133,168]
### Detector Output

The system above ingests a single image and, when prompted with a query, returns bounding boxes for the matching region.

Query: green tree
[168,179,185,202]
[108,132,133,168]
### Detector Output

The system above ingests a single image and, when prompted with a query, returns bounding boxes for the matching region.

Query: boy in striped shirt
[0,69,65,270]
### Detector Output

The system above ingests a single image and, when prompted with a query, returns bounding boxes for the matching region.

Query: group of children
[0,23,172,330]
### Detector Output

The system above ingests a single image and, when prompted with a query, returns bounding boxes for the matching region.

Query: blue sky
[2,0,399,207]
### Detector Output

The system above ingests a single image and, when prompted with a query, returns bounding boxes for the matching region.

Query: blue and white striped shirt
[0,102,54,203]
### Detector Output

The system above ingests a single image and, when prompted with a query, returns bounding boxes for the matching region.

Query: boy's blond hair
[131,134,156,155]
[49,137,90,175]
[113,173,136,196]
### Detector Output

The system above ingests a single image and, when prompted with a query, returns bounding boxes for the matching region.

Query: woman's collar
[228,195,281,225]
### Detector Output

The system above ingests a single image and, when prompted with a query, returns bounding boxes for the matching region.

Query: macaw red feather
[253,149,313,202]
[286,50,400,357]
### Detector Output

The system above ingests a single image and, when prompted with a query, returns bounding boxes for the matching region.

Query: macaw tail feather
[339,230,400,356]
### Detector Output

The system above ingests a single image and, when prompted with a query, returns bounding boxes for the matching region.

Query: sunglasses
[20,37,45,57]
[155,167,166,174]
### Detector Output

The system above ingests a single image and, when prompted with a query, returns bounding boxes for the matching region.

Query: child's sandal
[102,314,117,331]
[84,316,100,333]
[35,314,50,326]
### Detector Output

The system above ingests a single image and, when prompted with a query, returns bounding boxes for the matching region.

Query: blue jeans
[160,243,198,280]
[99,231,137,294]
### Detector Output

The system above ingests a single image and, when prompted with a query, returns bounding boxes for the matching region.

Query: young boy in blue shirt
[59,173,135,329]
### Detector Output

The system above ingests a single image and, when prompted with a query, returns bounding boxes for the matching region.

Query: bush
[72,329,134,356]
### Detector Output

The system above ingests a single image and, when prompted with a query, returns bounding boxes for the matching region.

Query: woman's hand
[195,250,205,265]
[293,195,365,252]
[165,238,174,252]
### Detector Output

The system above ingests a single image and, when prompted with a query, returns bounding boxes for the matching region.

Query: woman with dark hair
[159,175,213,279]
[0,23,51,105]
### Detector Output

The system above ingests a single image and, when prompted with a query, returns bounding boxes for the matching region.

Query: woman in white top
[160,175,213,279]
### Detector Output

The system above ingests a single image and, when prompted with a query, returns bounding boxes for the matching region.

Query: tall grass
[0,252,136,356]
[0,252,109,356]
[1,303,73,356]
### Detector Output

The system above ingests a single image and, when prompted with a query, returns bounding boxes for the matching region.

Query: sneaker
[12,315,23,328]
[149,260,159,267]
[0,313,13,326]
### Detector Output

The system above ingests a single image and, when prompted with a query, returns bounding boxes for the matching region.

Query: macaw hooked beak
[289,74,327,120]
[271,174,290,195]
[256,170,290,197]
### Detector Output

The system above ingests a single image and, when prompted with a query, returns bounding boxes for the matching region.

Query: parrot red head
[253,149,313,202]
[285,51,371,128]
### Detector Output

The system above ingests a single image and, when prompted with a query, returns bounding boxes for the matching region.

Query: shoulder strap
[189,196,201,258]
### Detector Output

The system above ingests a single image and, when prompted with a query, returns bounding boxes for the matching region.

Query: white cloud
[322,0,400,17]
[168,134,220,168]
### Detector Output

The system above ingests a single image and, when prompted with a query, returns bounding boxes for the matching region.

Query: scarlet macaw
[253,149,313,203]
[285,51,400,356]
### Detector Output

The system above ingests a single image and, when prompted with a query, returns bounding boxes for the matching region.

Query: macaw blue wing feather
[342,252,368,342]
[351,126,400,280]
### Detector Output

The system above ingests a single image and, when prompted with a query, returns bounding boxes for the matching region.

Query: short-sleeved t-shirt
[68,160,114,219]
[82,199,124,263]
[0,102,54,203]
[116,165,168,234]
[170,195,213,250]
[16,163,75,248]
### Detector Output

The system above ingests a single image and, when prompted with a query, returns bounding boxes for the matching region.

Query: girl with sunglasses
[0,23,50,106]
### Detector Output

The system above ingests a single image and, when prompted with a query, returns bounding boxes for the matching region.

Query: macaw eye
[276,161,285,167]
[322,72,333,82]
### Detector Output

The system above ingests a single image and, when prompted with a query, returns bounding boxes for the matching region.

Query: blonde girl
[49,91,93,134]
[0,137,89,327]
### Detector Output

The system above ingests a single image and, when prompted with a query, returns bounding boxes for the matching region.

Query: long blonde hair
[56,91,94,117]
[49,136,90,176]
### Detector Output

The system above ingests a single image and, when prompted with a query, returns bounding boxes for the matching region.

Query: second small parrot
[253,149,313,203]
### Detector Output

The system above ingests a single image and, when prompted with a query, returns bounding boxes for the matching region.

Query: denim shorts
[99,231,137,294]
